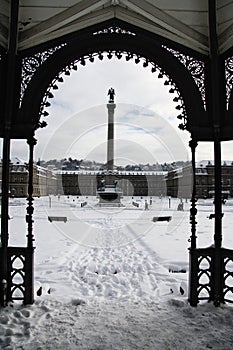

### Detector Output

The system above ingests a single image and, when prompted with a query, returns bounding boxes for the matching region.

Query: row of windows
[11,177,26,183]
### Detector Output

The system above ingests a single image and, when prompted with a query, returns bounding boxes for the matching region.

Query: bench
[152,216,172,222]
[169,268,186,273]
[208,213,224,220]
[81,201,87,208]
[48,216,67,223]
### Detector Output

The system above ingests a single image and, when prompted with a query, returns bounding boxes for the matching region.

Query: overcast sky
[7,55,232,165]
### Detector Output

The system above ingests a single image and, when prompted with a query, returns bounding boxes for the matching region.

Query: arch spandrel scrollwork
[19,24,137,106]
[17,22,207,140]
[225,56,233,110]
[20,44,66,103]
[163,46,206,110]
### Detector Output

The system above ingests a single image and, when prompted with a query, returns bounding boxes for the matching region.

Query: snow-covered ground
[1,196,233,349]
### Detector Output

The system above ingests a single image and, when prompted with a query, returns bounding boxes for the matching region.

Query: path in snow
[66,244,183,300]
[4,196,233,349]
[26,196,189,302]
[8,195,226,304]
[34,237,185,302]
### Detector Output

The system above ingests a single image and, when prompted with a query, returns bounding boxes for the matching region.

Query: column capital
[189,139,198,150]
[107,103,116,110]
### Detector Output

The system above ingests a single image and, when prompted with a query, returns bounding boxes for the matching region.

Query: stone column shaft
[107,103,116,171]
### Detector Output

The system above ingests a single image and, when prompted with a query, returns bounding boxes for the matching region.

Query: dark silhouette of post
[107,88,116,171]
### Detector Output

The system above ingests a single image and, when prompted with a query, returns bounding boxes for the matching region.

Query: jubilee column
[97,88,122,206]
[107,87,116,171]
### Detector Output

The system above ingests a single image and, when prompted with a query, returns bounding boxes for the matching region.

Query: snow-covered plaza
[0,195,231,349]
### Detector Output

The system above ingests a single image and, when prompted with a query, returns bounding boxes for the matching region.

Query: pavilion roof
[1,1,232,55]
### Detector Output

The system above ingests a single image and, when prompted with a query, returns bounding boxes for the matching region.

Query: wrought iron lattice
[189,248,215,306]
[93,26,136,36]
[5,247,34,304]
[225,56,233,109]
[197,255,212,301]
[21,44,66,103]
[9,253,26,301]
[223,256,233,303]
[163,46,206,110]
[190,248,233,305]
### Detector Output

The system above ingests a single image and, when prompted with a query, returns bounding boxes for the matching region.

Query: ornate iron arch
[226,56,233,114]
[16,26,207,141]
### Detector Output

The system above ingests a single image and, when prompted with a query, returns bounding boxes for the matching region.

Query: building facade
[57,170,167,197]
[5,159,233,199]
[166,161,233,199]
[9,157,57,197]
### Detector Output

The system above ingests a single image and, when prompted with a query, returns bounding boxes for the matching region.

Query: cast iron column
[1,0,19,247]
[189,138,198,249]
[209,0,222,250]
[188,138,198,306]
[0,0,19,307]
[214,129,222,248]
[23,137,36,305]
[26,137,37,248]
[208,0,223,306]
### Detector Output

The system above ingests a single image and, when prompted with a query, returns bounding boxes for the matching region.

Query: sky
[6,54,233,165]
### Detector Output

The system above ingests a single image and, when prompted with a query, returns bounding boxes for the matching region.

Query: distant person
[177,198,184,211]
[145,200,149,210]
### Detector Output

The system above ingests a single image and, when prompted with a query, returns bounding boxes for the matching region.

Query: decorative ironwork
[222,250,233,304]
[10,253,26,301]
[197,255,212,300]
[21,44,66,102]
[164,46,206,110]
[161,76,187,130]
[189,139,198,249]
[39,49,187,123]
[225,56,233,109]
[26,137,37,248]
[38,61,78,120]
[0,247,34,304]
[189,248,214,305]
[93,26,136,36]
[189,247,233,306]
